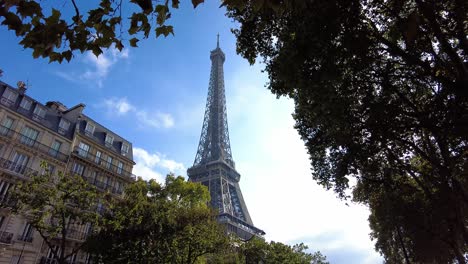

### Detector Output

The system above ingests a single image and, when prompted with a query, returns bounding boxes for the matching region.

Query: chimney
[46,101,68,112]
[17,81,27,94]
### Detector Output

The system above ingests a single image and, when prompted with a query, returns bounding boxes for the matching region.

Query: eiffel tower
[187,36,265,240]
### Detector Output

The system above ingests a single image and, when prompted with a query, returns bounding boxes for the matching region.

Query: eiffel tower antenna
[188,39,264,240]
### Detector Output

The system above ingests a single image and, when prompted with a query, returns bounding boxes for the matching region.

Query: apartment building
[0,80,135,263]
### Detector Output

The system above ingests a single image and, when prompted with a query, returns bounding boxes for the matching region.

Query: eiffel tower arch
[187,36,264,240]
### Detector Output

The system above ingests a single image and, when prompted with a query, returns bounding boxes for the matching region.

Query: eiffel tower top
[193,36,234,168]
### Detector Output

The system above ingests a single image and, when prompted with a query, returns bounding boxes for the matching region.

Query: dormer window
[85,122,95,136]
[32,105,46,121]
[58,118,70,135]
[1,89,17,106]
[105,134,114,147]
[19,98,32,110]
[121,143,129,155]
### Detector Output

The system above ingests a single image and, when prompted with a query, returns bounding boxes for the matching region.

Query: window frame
[78,142,90,157]
[105,134,114,146]
[32,105,46,120]
[106,156,112,169]
[117,161,123,174]
[121,143,129,155]
[19,98,32,110]
[85,122,95,135]
[58,118,71,135]
[1,89,17,106]
[20,126,39,147]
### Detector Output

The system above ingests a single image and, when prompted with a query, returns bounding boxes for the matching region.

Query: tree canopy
[0,0,211,62]
[226,0,467,263]
[86,174,229,264]
[4,162,102,264]
[241,237,329,264]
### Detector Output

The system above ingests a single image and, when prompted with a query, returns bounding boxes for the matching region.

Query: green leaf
[115,40,124,51]
[129,38,139,47]
[155,25,174,38]
[91,46,103,57]
[62,50,73,62]
[192,0,204,8]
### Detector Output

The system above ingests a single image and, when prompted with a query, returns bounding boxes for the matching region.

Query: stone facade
[0,80,135,264]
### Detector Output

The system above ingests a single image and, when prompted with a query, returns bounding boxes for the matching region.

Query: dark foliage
[226,0,468,262]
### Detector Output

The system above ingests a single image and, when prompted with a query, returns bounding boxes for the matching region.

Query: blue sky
[0,1,382,263]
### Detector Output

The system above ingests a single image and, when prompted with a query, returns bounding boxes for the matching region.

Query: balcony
[0,125,69,163]
[0,193,17,207]
[0,157,38,178]
[72,146,136,181]
[0,231,13,244]
[17,234,33,242]
[82,175,124,195]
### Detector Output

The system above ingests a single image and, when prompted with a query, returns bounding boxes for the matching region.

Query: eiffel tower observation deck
[187,36,265,240]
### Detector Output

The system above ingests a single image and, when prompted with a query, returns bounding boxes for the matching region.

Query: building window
[95,151,101,164]
[68,253,77,264]
[0,215,5,229]
[89,171,97,183]
[78,142,90,157]
[58,118,71,135]
[10,256,22,264]
[106,156,112,169]
[20,126,39,146]
[105,134,114,146]
[0,180,11,201]
[72,162,85,176]
[32,105,46,121]
[85,122,95,135]
[19,98,32,110]
[49,140,62,157]
[10,152,30,174]
[1,89,17,106]
[0,117,14,136]
[85,253,92,264]
[121,143,129,156]
[42,163,55,176]
[19,222,34,242]
[117,161,123,174]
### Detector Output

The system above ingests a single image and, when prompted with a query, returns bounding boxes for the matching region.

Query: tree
[86,174,229,264]
[3,162,102,264]
[226,0,467,263]
[241,237,329,264]
[0,0,208,62]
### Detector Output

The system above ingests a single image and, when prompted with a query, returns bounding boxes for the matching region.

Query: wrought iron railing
[0,125,69,163]
[0,231,13,244]
[0,157,38,178]
[72,146,136,181]
[82,175,124,195]
[0,193,17,207]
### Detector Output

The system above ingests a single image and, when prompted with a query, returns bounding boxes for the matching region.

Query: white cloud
[132,147,186,182]
[100,97,174,129]
[135,111,175,129]
[103,97,134,115]
[55,47,129,88]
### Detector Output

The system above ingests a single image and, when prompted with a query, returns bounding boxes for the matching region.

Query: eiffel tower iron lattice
[187,37,265,240]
